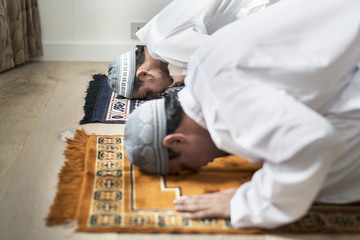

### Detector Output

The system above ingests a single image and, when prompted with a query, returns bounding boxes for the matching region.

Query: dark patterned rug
[80,74,183,124]
[80,74,145,124]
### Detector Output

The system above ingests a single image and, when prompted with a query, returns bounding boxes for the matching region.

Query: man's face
[132,67,173,99]
[167,132,225,175]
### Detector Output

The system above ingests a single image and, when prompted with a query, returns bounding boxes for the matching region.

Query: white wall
[35,0,172,61]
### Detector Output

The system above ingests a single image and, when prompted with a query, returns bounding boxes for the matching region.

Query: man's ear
[163,133,188,149]
[136,69,149,78]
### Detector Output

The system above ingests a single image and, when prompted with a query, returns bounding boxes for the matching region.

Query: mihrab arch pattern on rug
[46,129,360,234]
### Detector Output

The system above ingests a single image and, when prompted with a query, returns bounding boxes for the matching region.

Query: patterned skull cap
[108,50,136,99]
[124,99,169,175]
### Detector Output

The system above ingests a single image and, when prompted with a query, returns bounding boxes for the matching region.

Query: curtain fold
[0,0,43,73]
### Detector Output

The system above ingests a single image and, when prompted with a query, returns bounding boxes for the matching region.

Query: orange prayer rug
[46,129,360,234]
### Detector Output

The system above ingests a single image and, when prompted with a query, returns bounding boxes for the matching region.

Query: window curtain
[0,0,43,73]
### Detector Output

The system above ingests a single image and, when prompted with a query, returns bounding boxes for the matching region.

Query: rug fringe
[80,74,106,124]
[46,129,90,226]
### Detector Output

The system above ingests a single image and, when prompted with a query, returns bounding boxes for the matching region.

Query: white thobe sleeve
[135,0,277,70]
[180,69,346,229]
[177,0,360,229]
[137,21,209,69]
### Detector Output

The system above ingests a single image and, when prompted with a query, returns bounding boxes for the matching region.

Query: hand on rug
[173,188,238,219]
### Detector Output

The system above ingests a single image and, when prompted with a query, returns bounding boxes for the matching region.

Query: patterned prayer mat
[80,74,183,124]
[80,74,145,124]
[46,130,360,234]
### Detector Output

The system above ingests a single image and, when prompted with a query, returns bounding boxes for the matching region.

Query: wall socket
[131,22,147,39]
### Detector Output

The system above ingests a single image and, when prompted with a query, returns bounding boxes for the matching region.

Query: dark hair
[165,92,183,134]
[134,45,146,91]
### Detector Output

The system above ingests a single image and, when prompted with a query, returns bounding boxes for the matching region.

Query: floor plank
[0,144,22,185]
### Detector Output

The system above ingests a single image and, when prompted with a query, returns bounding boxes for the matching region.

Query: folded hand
[169,75,186,87]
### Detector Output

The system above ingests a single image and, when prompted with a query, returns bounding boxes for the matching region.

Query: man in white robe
[124,0,360,229]
[108,0,277,99]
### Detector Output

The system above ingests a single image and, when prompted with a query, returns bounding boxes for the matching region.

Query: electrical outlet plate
[131,22,147,39]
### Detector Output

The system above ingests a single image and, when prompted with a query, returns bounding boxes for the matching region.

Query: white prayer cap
[108,51,136,99]
[124,99,169,175]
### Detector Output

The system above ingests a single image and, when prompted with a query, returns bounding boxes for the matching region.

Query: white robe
[178,0,360,229]
[136,0,277,69]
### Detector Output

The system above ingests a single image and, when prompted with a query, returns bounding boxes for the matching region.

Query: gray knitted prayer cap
[108,50,136,99]
[124,99,169,175]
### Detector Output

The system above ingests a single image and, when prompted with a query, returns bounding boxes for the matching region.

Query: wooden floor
[0,62,359,240]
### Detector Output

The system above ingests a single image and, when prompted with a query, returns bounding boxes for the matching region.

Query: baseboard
[33,41,139,62]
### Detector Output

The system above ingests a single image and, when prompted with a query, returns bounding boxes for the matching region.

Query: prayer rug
[80,74,183,124]
[46,129,360,234]
[80,74,145,124]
